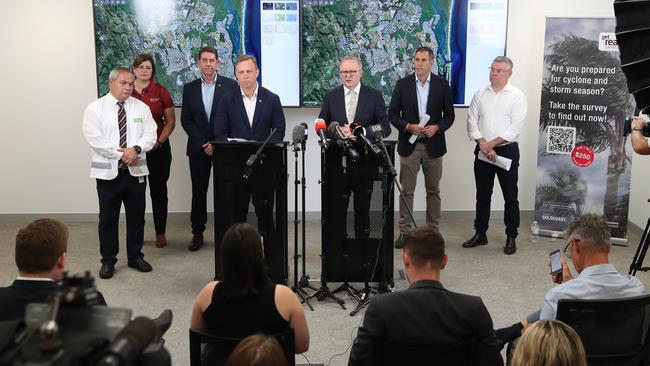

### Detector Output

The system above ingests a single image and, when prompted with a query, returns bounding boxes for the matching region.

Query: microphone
[291,124,306,151]
[243,128,277,179]
[351,122,381,155]
[314,118,328,148]
[328,122,359,162]
[300,122,308,142]
[97,316,157,366]
[369,124,397,177]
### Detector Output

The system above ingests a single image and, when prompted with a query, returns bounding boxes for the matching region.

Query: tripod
[630,200,650,276]
[290,140,317,310]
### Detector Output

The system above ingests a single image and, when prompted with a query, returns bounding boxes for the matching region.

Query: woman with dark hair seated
[190,223,309,364]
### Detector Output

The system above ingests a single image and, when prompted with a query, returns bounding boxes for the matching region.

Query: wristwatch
[134,145,142,154]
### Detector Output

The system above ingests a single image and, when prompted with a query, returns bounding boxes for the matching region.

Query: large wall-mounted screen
[302,0,509,106]
[93,0,301,106]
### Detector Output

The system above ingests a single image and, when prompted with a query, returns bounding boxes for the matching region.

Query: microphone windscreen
[292,124,305,145]
[314,118,327,132]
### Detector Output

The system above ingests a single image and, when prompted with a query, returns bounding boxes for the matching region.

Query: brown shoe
[155,234,167,248]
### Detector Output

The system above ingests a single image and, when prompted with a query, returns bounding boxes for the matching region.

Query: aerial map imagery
[302,0,454,105]
[93,0,246,105]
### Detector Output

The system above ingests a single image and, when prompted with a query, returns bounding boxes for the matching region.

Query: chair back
[189,328,295,366]
[377,338,479,366]
[556,294,650,366]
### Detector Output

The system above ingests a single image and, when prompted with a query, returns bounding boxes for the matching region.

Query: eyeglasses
[339,70,359,76]
[563,238,580,257]
[488,67,510,74]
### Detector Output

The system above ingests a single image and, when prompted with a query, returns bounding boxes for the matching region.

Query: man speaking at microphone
[318,55,390,239]
[214,55,285,263]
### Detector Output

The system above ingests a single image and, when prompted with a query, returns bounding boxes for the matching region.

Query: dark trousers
[189,153,212,236]
[96,170,146,264]
[473,143,520,238]
[326,152,374,240]
[146,141,171,235]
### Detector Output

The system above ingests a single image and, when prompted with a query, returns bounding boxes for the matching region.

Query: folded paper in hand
[478,152,512,171]
[408,114,430,144]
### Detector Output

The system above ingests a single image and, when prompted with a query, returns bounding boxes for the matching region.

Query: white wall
[1,0,648,229]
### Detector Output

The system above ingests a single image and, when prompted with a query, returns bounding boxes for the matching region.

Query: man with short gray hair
[463,56,527,255]
[83,67,157,279]
[495,214,645,349]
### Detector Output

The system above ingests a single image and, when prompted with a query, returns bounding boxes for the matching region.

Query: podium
[212,142,288,284]
[320,141,395,287]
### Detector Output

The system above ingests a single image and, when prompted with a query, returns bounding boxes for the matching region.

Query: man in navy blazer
[348,227,503,366]
[214,55,285,264]
[0,219,107,322]
[181,46,238,251]
[388,46,455,249]
[318,56,390,241]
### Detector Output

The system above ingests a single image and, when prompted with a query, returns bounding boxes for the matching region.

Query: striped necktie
[117,101,127,167]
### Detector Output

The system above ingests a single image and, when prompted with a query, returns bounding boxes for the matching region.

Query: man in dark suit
[181,46,238,251]
[388,46,455,249]
[318,55,390,240]
[348,227,503,366]
[214,55,285,266]
[0,219,107,322]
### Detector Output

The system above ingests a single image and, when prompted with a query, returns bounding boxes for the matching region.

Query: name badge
[133,117,143,123]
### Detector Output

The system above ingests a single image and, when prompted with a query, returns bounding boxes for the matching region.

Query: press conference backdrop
[92,0,508,107]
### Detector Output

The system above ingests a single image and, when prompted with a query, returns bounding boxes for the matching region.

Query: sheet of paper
[478,152,512,171]
[227,138,249,142]
[408,114,430,144]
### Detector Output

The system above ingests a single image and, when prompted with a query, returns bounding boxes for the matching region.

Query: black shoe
[99,263,115,279]
[188,235,204,251]
[462,231,488,248]
[128,257,153,272]
[504,237,517,255]
[152,309,173,342]
[394,233,406,249]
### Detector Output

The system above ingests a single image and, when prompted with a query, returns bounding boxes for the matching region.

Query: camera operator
[0,218,107,322]
[631,116,650,155]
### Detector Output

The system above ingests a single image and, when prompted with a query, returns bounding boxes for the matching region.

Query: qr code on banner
[547,126,576,154]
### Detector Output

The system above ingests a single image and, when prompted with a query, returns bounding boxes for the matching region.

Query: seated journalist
[191,223,309,365]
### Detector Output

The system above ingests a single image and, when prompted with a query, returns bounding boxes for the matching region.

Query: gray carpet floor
[0,212,648,365]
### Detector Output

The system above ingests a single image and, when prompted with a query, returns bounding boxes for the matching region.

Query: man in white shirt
[495,214,645,355]
[82,67,157,279]
[463,56,527,255]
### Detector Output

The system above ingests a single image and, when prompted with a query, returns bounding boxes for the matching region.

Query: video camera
[0,272,170,366]
[623,116,650,137]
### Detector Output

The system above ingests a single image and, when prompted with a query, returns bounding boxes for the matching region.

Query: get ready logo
[598,32,618,52]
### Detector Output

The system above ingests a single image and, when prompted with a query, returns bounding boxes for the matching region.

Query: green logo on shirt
[133,117,143,123]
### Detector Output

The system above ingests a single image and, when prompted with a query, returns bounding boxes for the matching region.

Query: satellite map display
[302,0,454,105]
[93,0,245,105]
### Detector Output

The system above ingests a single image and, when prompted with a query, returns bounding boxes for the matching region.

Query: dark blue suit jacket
[318,84,391,137]
[0,279,107,322]
[180,75,238,157]
[348,280,503,366]
[388,73,455,158]
[214,86,285,141]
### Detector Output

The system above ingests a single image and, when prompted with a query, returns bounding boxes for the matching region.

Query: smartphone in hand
[550,249,562,275]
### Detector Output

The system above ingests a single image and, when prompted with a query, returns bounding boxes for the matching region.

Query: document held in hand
[408,114,430,144]
[478,152,512,171]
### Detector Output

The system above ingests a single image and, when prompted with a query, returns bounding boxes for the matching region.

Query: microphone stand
[291,138,316,310]
[308,141,346,310]
[348,134,410,316]
[376,134,417,229]
[242,128,277,180]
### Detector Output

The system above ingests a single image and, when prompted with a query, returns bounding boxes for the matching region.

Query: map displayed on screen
[302,0,508,106]
[93,0,243,105]
[302,0,453,106]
